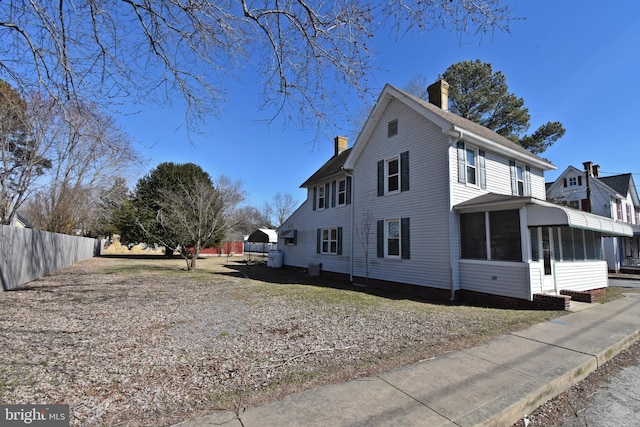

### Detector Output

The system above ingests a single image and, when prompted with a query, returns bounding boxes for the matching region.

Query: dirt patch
[1,256,567,426]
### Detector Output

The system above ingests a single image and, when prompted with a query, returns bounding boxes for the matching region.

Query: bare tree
[230,205,271,238]
[0,81,51,225]
[264,192,297,228]
[0,1,514,135]
[355,210,373,284]
[23,99,143,234]
[155,176,245,270]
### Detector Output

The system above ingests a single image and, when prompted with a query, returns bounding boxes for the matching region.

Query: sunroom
[454,194,633,301]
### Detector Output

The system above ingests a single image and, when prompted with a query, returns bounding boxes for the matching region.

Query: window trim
[317,185,326,210]
[386,157,400,194]
[337,179,346,206]
[321,227,338,254]
[465,147,478,186]
[385,218,401,258]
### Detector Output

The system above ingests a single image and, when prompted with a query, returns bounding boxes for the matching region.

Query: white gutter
[447,126,556,171]
[344,168,355,282]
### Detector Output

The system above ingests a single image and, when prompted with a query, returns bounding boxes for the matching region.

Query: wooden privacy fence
[0,225,100,291]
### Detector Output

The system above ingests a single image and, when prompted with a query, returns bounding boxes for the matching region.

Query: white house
[546,163,640,272]
[278,81,633,309]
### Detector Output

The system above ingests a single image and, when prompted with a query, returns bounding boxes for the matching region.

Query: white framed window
[387,157,399,193]
[465,147,477,185]
[337,179,346,206]
[317,185,325,209]
[321,228,338,254]
[386,219,401,258]
[569,176,577,186]
[515,164,525,196]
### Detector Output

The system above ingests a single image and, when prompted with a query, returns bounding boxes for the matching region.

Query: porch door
[542,227,556,291]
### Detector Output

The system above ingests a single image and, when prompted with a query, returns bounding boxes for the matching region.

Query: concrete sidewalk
[175,293,640,427]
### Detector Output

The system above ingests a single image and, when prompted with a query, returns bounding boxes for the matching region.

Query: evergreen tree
[435,60,565,154]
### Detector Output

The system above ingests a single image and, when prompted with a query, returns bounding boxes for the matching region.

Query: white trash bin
[267,250,283,268]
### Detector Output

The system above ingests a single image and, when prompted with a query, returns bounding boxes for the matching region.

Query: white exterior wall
[278,188,352,274]
[529,262,544,295]
[459,259,531,299]
[554,261,609,291]
[351,99,452,290]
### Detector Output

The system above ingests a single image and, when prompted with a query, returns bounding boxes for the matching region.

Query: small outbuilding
[245,228,278,253]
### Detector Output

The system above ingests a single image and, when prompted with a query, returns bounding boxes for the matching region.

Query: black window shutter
[401,217,410,259]
[313,187,317,211]
[337,227,343,255]
[346,176,352,205]
[325,183,330,207]
[457,141,466,183]
[401,151,409,192]
[377,160,384,196]
[331,181,337,207]
[377,220,384,258]
[316,229,321,253]
[293,230,298,245]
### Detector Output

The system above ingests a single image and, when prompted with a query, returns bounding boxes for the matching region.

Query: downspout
[448,129,464,301]
[344,168,355,282]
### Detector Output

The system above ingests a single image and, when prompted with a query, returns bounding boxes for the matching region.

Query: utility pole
[583,161,592,213]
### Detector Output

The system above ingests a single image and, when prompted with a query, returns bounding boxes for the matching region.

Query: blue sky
[118,1,640,210]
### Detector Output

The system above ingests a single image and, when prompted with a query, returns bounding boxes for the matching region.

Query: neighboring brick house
[546,163,640,272]
[278,81,632,308]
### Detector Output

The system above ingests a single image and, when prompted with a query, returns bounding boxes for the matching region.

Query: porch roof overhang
[280,229,296,239]
[526,205,633,237]
[454,193,633,237]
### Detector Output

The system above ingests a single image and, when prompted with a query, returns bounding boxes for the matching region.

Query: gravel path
[1,256,563,426]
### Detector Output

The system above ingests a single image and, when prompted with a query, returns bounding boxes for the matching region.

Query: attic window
[388,119,398,137]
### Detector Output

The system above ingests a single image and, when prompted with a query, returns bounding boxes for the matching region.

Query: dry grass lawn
[1,256,576,426]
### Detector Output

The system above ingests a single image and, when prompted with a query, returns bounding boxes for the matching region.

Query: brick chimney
[583,161,594,176]
[593,165,600,177]
[334,136,348,156]
[427,80,449,111]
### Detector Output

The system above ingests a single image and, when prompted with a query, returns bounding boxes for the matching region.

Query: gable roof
[547,167,640,207]
[344,84,555,171]
[599,173,632,196]
[300,147,352,188]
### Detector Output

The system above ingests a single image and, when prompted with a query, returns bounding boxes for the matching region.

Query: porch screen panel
[573,228,585,261]
[460,212,486,259]
[559,226,574,261]
[489,210,521,262]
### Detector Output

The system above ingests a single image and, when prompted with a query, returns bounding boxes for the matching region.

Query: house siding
[279,189,352,274]
[351,99,451,290]
[554,261,608,291]
[459,259,531,300]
